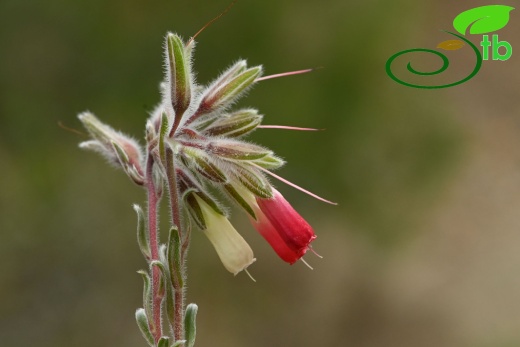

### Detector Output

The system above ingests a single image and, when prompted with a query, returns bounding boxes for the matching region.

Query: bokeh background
[1,0,520,346]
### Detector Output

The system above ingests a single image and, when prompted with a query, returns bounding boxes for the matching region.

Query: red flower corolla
[251,188,316,264]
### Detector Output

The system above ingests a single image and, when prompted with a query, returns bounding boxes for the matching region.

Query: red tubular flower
[252,188,316,264]
[249,210,300,264]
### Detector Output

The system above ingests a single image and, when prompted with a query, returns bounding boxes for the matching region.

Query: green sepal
[167,33,191,117]
[216,60,247,85]
[193,115,220,132]
[204,109,262,138]
[251,154,285,170]
[157,336,170,347]
[184,189,227,230]
[224,184,256,219]
[112,140,129,164]
[183,148,227,183]
[232,164,273,199]
[203,66,262,112]
[137,269,154,332]
[79,113,144,177]
[135,308,155,347]
[195,191,226,216]
[184,303,198,347]
[185,193,206,229]
[78,112,113,145]
[111,141,145,185]
[180,176,226,216]
[134,204,151,261]
[210,140,271,161]
[171,341,187,347]
[167,226,184,289]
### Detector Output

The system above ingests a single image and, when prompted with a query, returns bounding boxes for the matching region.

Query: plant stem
[165,147,186,342]
[146,155,163,343]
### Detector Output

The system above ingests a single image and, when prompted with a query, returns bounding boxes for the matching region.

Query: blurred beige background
[1,0,519,346]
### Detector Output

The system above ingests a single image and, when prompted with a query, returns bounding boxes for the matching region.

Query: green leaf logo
[453,5,515,35]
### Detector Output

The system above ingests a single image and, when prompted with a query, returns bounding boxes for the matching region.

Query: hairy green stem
[146,155,163,343]
[165,147,187,342]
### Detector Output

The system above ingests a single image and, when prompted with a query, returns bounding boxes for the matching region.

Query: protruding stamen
[244,268,257,282]
[258,125,323,131]
[254,165,338,205]
[309,246,323,259]
[300,258,314,270]
[58,121,86,137]
[187,0,238,47]
[256,68,314,82]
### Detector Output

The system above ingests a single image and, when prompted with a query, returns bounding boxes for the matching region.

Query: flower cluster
[78,33,319,275]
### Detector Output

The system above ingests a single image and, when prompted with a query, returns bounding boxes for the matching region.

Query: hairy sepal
[209,139,271,161]
[251,153,286,170]
[230,164,273,199]
[199,65,262,114]
[181,147,227,183]
[166,33,192,118]
[203,109,263,138]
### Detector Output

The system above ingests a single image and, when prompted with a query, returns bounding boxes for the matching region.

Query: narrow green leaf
[184,303,198,347]
[155,244,176,334]
[134,204,151,261]
[150,260,167,299]
[137,270,154,332]
[167,226,184,289]
[135,308,155,347]
[453,5,515,35]
[157,336,170,347]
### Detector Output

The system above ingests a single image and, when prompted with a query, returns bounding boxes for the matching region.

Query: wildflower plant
[78,26,333,347]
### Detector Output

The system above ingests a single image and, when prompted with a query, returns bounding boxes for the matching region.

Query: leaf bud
[78,112,144,184]
[166,33,192,119]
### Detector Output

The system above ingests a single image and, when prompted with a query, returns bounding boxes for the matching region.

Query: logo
[386,5,515,89]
